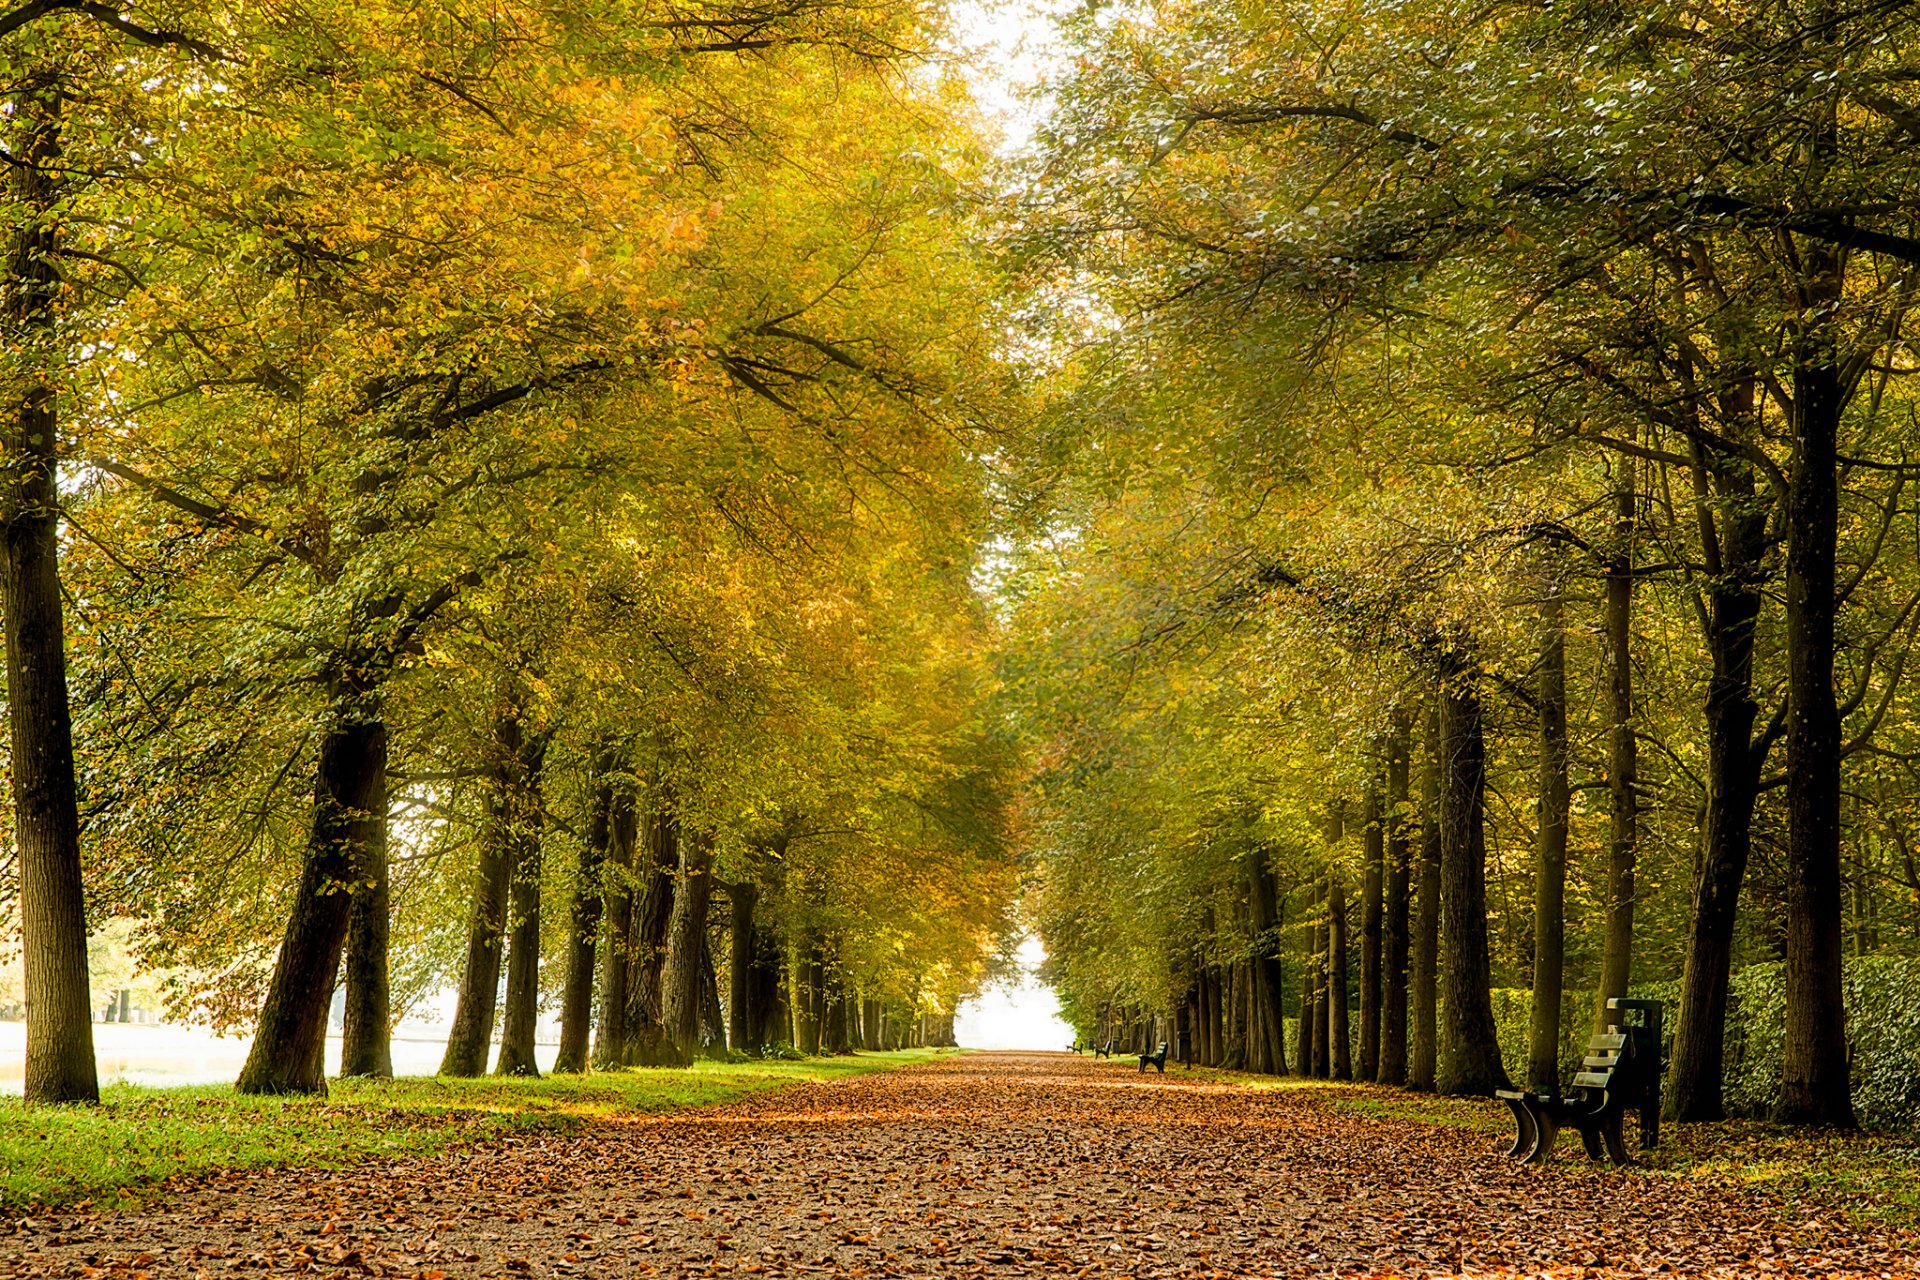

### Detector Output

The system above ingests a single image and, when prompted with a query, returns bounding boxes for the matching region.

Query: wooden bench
[1496,998,1662,1165]
[1093,1039,1118,1059]
[1138,1041,1169,1074]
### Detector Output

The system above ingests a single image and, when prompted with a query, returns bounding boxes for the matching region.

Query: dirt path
[3,1052,1913,1279]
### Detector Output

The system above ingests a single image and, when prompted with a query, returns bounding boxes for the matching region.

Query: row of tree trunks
[236,688,387,1095]
[591,784,638,1068]
[553,749,616,1073]
[659,831,716,1066]
[439,705,546,1078]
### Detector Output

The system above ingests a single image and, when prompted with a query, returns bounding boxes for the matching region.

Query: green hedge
[1485,959,1920,1130]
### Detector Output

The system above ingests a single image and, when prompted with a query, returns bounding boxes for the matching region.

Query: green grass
[1637,1120,1920,1234]
[0,1048,949,1213]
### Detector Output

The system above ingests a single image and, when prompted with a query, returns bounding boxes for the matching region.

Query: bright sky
[949,0,1067,153]
[956,935,1075,1049]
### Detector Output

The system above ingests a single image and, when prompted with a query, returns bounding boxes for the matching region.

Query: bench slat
[1572,1071,1614,1088]
[1582,1053,1621,1068]
[1588,1032,1627,1050]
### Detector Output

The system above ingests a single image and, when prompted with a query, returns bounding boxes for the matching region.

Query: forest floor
[2,1051,1916,1279]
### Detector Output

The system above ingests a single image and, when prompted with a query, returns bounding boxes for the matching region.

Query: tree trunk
[1359,787,1384,1080]
[592,784,637,1069]
[493,729,548,1078]
[1596,474,1639,1031]
[237,691,386,1094]
[659,831,715,1066]
[698,936,727,1058]
[439,710,529,1078]
[1294,907,1316,1077]
[1670,450,1769,1121]
[1328,871,1352,1081]
[623,794,681,1066]
[1380,707,1413,1086]
[1247,853,1290,1074]
[339,713,392,1080]
[1530,585,1570,1092]
[728,882,764,1056]
[1436,669,1511,1095]
[1409,698,1444,1091]
[4,85,96,1106]
[1311,877,1330,1078]
[554,756,615,1074]
[1777,294,1855,1127]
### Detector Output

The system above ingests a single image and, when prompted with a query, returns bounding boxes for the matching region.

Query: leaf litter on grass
[1,1052,1916,1279]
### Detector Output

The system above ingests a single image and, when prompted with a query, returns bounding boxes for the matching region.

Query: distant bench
[1497,998,1662,1165]
[1138,1040,1168,1074]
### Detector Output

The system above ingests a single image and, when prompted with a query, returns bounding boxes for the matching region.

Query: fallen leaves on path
[1,1053,1913,1279]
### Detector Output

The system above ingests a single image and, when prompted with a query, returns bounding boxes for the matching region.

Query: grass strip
[0,1048,949,1213]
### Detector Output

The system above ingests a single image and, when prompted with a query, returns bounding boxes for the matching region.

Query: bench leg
[1154,1059,1165,1074]
[1526,1110,1560,1164]
[1501,1097,1535,1160]
[1575,1118,1606,1162]
[1601,1112,1632,1166]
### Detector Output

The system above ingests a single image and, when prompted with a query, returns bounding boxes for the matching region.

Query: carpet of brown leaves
[3,1052,1915,1279]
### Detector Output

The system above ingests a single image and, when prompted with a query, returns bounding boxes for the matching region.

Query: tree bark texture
[623,793,681,1066]
[339,715,392,1079]
[659,831,715,1066]
[1778,264,1855,1127]
[592,784,637,1069]
[1328,871,1352,1081]
[1436,670,1511,1095]
[1596,475,1640,1031]
[1380,707,1413,1086]
[3,84,96,1106]
[1530,586,1570,1092]
[1670,448,1769,1121]
[439,709,535,1078]
[493,729,548,1078]
[554,755,615,1074]
[1409,698,1444,1091]
[237,691,386,1094]
[1359,787,1384,1081]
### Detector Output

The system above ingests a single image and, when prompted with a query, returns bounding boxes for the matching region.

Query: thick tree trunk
[1670,451,1768,1121]
[439,711,530,1078]
[339,715,392,1079]
[1596,477,1639,1031]
[4,86,96,1106]
[1359,788,1384,1081]
[659,832,715,1066]
[1328,871,1352,1081]
[623,795,681,1066]
[494,734,548,1078]
[1778,315,1855,1127]
[1409,699,1444,1091]
[1380,708,1413,1086]
[592,785,637,1069]
[554,758,615,1074]
[237,692,386,1094]
[1436,670,1511,1095]
[1530,586,1570,1092]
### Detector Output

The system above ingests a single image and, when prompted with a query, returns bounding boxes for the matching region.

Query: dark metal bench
[1093,1038,1118,1059]
[1138,1040,1169,1074]
[1496,998,1662,1165]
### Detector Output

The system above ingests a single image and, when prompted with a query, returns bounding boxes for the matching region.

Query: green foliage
[1725,962,1920,1131]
